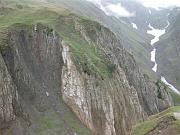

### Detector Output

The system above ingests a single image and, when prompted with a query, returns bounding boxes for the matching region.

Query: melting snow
[150,48,157,72]
[161,77,180,95]
[132,23,138,29]
[34,24,37,31]
[149,9,151,14]
[147,20,180,94]
[151,48,156,62]
[46,92,49,97]
[147,24,166,72]
[147,24,166,45]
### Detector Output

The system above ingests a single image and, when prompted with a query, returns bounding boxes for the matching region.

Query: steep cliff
[0,53,17,130]
[0,23,91,135]
[0,6,174,135]
[57,15,173,135]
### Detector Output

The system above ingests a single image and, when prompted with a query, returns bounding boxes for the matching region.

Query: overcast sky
[136,0,180,9]
[87,0,180,17]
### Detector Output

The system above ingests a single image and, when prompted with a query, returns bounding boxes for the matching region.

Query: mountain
[47,0,155,77]
[156,8,180,93]
[0,0,180,135]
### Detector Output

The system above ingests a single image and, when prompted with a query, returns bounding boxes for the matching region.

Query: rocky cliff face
[0,15,173,135]
[61,43,144,135]
[0,23,91,135]
[0,53,17,129]
[58,15,173,135]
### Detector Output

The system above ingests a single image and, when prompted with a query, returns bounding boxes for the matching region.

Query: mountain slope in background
[156,8,180,93]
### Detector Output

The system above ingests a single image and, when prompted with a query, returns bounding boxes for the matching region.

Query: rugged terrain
[156,8,180,91]
[0,0,179,135]
[132,106,180,135]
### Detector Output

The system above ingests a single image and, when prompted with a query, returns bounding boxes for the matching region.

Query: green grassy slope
[55,15,116,78]
[132,106,180,135]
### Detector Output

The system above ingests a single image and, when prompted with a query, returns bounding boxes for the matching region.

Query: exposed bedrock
[0,19,173,135]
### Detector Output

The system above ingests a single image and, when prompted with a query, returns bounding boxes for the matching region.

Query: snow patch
[149,9,151,14]
[151,48,157,72]
[34,24,37,31]
[46,91,49,97]
[161,77,180,95]
[147,24,165,45]
[151,48,156,62]
[147,20,180,94]
[132,23,138,29]
[147,24,166,72]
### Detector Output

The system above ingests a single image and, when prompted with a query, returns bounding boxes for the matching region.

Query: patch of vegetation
[132,119,157,135]
[155,80,167,99]
[0,2,63,53]
[0,8,58,29]
[65,34,116,78]
[0,27,13,52]
[174,120,180,132]
[63,107,91,135]
[149,106,180,120]
[34,110,67,135]
[132,106,180,135]
[170,91,180,105]
[34,107,91,135]
[56,15,116,78]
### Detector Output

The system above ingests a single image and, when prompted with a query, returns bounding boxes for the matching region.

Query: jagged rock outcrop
[73,17,173,114]
[58,15,173,135]
[62,43,144,135]
[0,23,90,135]
[0,15,173,135]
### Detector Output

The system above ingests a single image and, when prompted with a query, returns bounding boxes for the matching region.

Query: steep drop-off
[0,10,174,135]
[58,15,173,135]
[0,23,91,135]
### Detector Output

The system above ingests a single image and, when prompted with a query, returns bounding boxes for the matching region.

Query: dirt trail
[147,116,179,135]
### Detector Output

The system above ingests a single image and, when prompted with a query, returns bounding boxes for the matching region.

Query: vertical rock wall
[0,54,17,129]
